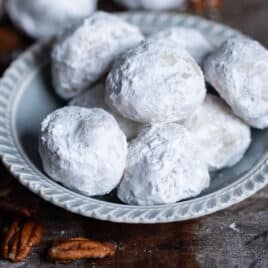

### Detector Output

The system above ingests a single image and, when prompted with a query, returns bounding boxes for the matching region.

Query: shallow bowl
[0,12,267,223]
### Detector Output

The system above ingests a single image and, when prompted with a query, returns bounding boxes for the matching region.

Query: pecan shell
[2,218,43,262]
[48,237,116,262]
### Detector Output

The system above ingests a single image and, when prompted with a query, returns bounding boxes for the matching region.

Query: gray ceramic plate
[0,13,267,223]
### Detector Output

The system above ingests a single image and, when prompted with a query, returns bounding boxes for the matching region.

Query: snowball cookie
[116,0,185,10]
[106,38,206,124]
[6,0,97,39]
[151,27,213,64]
[204,37,268,129]
[117,124,210,205]
[185,94,251,171]
[39,107,128,196]
[69,83,144,139]
[52,12,144,100]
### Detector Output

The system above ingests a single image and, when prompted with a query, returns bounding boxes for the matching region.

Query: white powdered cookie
[185,94,251,171]
[204,37,268,129]
[39,107,127,196]
[52,12,144,100]
[118,124,210,205]
[69,83,144,139]
[106,38,206,124]
[6,0,97,39]
[151,27,213,64]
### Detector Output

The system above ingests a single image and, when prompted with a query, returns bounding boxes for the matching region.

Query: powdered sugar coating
[39,107,127,196]
[116,0,185,10]
[117,124,210,205]
[245,114,268,129]
[69,83,144,139]
[151,27,213,64]
[52,12,144,100]
[204,37,268,129]
[6,0,97,39]
[106,38,206,124]
[185,94,251,171]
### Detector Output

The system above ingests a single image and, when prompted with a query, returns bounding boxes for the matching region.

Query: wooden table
[0,1,267,267]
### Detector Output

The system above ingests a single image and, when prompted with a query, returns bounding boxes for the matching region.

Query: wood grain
[0,0,267,267]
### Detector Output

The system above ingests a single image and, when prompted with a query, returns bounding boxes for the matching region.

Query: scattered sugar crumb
[117,242,125,251]
[229,223,240,233]
[143,249,152,254]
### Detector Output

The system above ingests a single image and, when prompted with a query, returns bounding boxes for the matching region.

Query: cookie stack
[38,12,268,206]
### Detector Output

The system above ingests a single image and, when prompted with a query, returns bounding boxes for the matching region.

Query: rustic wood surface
[0,0,267,267]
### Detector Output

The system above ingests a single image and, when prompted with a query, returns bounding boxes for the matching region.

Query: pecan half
[2,218,43,262]
[48,237,116,262]
[189,0,205,11]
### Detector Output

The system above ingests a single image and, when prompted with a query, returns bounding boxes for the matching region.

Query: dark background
[0,0,267,267]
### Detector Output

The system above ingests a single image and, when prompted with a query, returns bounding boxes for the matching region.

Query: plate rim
[0,12,267,223]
